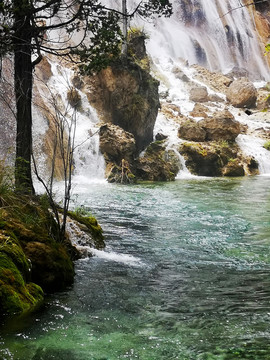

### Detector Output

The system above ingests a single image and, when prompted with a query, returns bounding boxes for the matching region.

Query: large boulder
[226,78,257,108]
[179,141,238,177]
[199,110,241,141]
[87,59,159,153]
[99,124,137,184]
[191,64,232,92]
[24,241,74,293]
[178,118,206,142]
[135,141,181,181]
[99,124,136,163]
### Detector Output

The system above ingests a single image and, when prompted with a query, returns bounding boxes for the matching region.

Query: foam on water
[87,248,144,267]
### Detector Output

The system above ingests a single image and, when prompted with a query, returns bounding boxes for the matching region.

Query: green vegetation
[263,140,270,151]
[128,27,149,40]
[0,162,74,316]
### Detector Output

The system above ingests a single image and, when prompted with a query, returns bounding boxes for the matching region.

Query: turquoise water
[1,177,270,359]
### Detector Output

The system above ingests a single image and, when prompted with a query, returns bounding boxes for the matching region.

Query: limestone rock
[222,160,245,177]
[190,103,209,118]
[87,59,159,153]
[189,85,209,102]
[99,124,136,163]
[199,110,241,141]
[226,78,257,108]
[179,141,239,177]
[191,64,232,93]
[161,103,181,119]
[35,56,52,83]
[135,141,181,181]
[178,119,206,142]
[105,160,136,184]
[225,66,249,79]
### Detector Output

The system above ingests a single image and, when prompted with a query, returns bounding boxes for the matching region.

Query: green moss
[0,235,30,279]
[0,192,77,315]
[0,252,43,316]
[68,211,104,249]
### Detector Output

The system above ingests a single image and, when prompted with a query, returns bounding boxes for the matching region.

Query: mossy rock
[68,211,105,249]
[0,233,31,281]
[24,241,74,293]
[0,195,75,296]
[0,240,43,317]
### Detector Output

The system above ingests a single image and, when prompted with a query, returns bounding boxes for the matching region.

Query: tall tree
[0,0,172,194]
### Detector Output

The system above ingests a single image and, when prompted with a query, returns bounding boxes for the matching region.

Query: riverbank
[0,189,104,318]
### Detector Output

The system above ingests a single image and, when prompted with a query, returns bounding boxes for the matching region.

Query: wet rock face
[178,119,206,142]
[222,160,245,177]
[179,0,206,26]
[198,110,242,141]
[179,141,258,177]
[179,110,241,143]
[99,123,137,184]
[226,78,257,108]
[99,124,136,163]
[179,142,224,176]
[88,59,159,153]
[135,141,181,181]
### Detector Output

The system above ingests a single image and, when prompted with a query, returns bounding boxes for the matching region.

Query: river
[1,176,270,359]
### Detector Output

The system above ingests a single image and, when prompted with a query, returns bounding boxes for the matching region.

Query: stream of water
[1,176,270,359]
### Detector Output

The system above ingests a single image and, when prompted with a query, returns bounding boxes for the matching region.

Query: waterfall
[32,0,270,181]
[33,60,106,188]
[106,0,270,80]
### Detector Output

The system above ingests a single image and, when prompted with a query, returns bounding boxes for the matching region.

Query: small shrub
[128,27,149,41]
[263,141,270,151]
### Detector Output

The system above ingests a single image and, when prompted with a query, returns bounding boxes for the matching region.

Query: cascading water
[100,0,270,177]
[107,0,270,80]
[33,59,106,187]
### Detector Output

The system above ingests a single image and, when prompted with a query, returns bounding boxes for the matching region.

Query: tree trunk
[122,0,128,57]
[14,4,35,194]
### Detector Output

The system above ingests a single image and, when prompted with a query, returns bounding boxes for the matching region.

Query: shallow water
[1,177,270,359]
